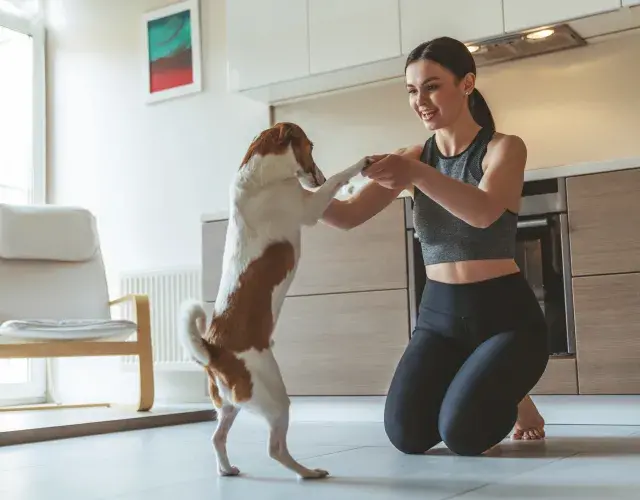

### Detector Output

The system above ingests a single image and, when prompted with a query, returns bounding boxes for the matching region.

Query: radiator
[118,268,203,371]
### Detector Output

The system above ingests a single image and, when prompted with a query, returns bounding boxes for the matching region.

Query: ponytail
[469,88,495,131]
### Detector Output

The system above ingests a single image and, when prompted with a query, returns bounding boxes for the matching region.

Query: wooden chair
[0,204,154,412]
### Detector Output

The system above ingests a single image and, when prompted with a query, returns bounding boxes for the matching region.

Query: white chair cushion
[0,319,137,342]
[0,204,98,262]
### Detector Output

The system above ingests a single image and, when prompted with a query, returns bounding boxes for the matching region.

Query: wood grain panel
[202,220,228,302]
[530,356,578,395]
[273,289,409,395]
[573,273,640,394]
[288,199,407,296]
[567,168,640,276]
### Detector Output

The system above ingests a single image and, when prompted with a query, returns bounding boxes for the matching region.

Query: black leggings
[384,272,549,457]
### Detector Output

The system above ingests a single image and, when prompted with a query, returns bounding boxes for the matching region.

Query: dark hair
[405,36,495,131]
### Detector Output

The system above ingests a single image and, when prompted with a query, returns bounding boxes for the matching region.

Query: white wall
[45,0,269,404]
[46,0,269,291]
[275,33,640,175]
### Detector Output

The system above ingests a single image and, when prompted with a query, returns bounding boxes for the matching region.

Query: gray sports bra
[413,128,517,266]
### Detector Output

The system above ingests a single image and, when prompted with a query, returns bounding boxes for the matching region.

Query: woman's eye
[426,85,439,92]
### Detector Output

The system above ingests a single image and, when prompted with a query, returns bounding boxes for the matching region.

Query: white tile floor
[2,396,640,499]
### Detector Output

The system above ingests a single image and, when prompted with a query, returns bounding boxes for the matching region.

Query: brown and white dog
[179,122,366,479]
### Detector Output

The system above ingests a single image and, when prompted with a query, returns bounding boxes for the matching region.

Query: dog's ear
[277,123,302,147]
[240,122,309,169]
[277,123,291,143]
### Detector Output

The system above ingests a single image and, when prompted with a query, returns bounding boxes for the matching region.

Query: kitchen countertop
[201,156,640,223]
[522,156,640,182]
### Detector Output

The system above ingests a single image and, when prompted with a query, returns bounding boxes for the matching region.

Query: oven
[516,177,575,356]
[404,176,576,356]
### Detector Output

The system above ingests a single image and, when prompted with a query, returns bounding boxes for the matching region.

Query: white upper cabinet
[623,0,640,6]
[400,0,505,55]
[503,0,622,32]
[308,0,401,74]
[226,0,310,90]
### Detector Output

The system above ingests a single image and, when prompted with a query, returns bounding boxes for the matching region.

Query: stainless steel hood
[469,24,586,68]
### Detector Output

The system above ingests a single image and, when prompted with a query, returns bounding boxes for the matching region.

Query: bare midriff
[425,258,520,284]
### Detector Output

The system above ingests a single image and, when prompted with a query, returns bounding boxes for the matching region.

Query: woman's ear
[462,73,476,96]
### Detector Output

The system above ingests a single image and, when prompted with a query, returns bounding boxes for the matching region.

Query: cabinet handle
[517,218,548,229]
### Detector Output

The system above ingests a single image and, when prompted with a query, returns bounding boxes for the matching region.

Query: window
[0,2,47,406]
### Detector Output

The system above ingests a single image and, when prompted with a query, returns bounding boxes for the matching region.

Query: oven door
[515,215,573,355]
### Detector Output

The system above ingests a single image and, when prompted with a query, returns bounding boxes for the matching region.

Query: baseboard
[0,406,216,447]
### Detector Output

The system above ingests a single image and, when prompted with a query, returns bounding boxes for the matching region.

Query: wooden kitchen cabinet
[225,0,309,90]
[308,0,401,74]
[272,289,409,395]
[201,220,227,302]
[503,0,621,33]
[288,199,407,296]
[567,168,640,276]
[400,0,504,53]
[573,273,640,394]
[530,356,578,395]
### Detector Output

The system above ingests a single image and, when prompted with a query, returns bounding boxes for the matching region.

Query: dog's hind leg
[208,374,241,476]
[213,404,241,476]
[267,410,329,480]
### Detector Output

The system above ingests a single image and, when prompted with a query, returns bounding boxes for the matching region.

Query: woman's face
[405,59,473,130]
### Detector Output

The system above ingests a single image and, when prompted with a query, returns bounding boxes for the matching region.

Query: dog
[179,122,367,479]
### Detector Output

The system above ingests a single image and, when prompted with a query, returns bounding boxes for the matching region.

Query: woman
[322,36,548,456]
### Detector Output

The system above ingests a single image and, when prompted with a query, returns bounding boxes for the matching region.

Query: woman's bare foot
[512,395,545,441]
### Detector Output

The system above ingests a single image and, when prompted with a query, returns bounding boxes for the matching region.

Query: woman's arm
[363,135,527,229]
[321,145,422,230]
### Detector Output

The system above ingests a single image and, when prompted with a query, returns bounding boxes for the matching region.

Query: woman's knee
[438,408,513,457]
[438,419,488,457]
[384,402,439,455]
[384,419,433,455]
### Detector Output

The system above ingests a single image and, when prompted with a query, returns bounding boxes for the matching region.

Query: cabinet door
[308,0,401,74]
[400,0,504,54]
[202,220,228,302]
[573,273,640,394]
[288,199,407,296]
[530,356,578,395]
[273,289,409,395]
[567,168,640,276]
[503,0,621,32]
[226,0,309,90]
[623,1,640,6]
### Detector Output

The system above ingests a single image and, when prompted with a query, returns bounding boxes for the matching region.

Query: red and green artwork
[147,9,194,93]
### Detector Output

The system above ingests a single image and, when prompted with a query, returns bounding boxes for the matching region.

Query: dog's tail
[178,299,211,366]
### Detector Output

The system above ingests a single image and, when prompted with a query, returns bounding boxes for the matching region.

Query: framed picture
[143,0,202,103]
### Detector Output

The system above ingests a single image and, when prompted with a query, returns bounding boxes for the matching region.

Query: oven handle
[517,217,548,229]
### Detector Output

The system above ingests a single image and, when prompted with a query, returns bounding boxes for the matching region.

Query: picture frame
[142,0,202,103]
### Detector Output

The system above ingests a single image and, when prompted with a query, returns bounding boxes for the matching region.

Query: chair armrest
[109,293,149,308]
[109,294,151,339]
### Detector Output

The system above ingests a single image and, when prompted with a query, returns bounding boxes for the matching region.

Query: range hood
[468,24,586,68]
[238,5,640,105]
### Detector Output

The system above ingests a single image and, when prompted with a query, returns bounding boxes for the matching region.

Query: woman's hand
[363,154,419,190]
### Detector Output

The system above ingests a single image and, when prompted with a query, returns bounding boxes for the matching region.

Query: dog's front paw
[299,468,330,480]
[219,466,241,477]
[351,157,370,176]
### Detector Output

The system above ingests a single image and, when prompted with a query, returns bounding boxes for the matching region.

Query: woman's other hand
[363,153,418,190]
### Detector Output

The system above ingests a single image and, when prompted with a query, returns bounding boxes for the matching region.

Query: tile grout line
[300,445,369,460]
[444,452,582,499]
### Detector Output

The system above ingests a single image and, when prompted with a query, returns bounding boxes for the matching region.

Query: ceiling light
[525,28,555,40]
[466,44,480,53]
